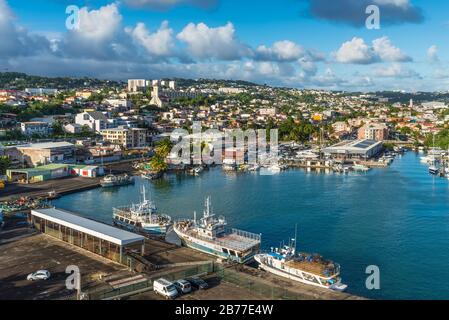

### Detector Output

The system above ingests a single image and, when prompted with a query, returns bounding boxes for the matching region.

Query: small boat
[429,165,439,175]
[113,186,172,235]
[46,190,60,200]
[173,197,261,263]
[141,172,162,180]
[101,174,135,188]
[254,227,347,292]
[352,164,370,173]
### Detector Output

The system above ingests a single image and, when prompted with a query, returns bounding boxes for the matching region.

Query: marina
[49,151,449,300]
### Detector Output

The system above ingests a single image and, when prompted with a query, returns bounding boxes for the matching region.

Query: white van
[153,278,178,299]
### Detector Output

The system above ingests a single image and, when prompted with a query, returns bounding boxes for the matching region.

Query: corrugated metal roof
[31,208,145,246]
[17,141,75,149]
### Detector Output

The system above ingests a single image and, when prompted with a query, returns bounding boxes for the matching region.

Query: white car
[27,270,51,281]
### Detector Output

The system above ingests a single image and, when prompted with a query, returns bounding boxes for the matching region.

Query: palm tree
[155,139,173,158]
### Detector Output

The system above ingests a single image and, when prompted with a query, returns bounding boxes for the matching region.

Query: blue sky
[1,0,449,91]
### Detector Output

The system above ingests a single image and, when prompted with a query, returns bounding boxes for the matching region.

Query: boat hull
[114,219,171,235]
[254,254,346,291]
[173,227,256,264]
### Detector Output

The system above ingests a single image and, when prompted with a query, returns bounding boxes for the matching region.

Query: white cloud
[372,37,411,62]
[255,40,305,62]
[427,45,439,62]
[373,63,420,78]
[126,21,174,57]
[334,37,377,64]
[61,3,126,60]
[177,22,249,60]
[335,37,411,64]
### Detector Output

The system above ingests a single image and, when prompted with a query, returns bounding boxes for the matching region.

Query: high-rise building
[128,79,147,92]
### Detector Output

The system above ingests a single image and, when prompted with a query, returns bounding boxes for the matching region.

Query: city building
[25,88,58,96]
[104,99,132,110]
[30,208,145,264]
[219,87,246,94]
[64,123,83,134]
[75,111,110,132]
[128,79,148,92]
[358,123,389,141]
[20,122,51,136]
[16,141,76,166]
[322,139,384,160]
[101,127,148,149]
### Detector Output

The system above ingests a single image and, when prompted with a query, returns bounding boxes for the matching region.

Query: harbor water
[53,152,449,300]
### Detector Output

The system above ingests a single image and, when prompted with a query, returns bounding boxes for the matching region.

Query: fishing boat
[254,228,347,292]
[113,186,172,235]
[101,174,134,188]
[173,197,261,263]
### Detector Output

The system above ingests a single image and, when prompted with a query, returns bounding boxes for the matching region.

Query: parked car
[187,277,209,290]
[153,278,178,299]
[27,270,51,281]
[174,279,192,294]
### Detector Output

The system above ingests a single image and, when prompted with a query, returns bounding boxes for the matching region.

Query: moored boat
[112,186,172,235]
[101,174,134,188]
[173,197,261,263]
[254,228,347,292]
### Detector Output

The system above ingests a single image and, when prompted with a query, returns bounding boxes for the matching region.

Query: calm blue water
[53,152,449,300]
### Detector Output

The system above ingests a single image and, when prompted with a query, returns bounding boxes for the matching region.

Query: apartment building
[101,127,148,149]
[357,123,389,141]
[20,122,51,136]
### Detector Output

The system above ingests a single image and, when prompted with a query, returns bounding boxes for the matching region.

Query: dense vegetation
[0,72,124,90]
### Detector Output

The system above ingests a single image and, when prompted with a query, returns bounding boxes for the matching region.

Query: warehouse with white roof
[30,208,145,264]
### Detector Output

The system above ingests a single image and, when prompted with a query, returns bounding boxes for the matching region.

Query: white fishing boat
[101,174,134,188]
[254,228,347,292]
[173,197,261,263]
[113,186,172,235]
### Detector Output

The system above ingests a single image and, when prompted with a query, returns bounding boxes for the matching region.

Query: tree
[155,138,173,158]
[0,156,11,175]
[52,121,64,136]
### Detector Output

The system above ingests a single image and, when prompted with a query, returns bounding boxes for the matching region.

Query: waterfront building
[322,139,383,160]
[30,208,145,264]
[15,141,76,166]
[101,127,148,149]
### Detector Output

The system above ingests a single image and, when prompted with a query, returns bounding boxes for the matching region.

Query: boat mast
[294,223,298,255]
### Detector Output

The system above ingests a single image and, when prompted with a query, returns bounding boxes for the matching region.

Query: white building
[75,111,110,133]
[20,122,51,136]
[128,79,148,92]
[104,99,132,110]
